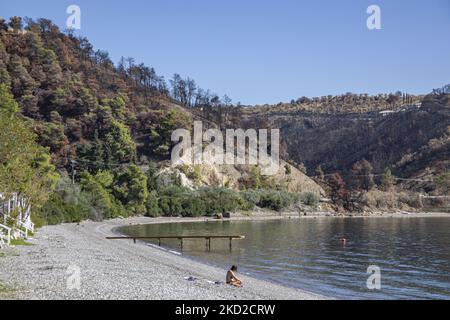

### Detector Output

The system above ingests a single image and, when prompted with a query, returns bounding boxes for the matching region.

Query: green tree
[105,119,137,164]
[36,122,68,153]
[80,171,125,219]
[102,94,127,120]
[0,84,19,117]
[77,131,106,173]
[32,151,59,191]
[148,109,190,157]
[146,161,159,191]
[9,55,35,98]
[0,105,57,207]
[0,42,11,85]
[0,62,11,86]
[113,164,148,214]
[250,166,261,189]
[145,191,161,217]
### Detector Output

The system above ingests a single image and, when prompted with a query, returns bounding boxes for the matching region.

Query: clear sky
[1,0,449,104]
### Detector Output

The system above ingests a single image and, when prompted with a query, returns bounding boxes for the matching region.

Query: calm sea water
[119,217,450,299]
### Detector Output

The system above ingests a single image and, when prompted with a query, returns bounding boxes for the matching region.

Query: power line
[62,157,133,168]
[314,173,435,183]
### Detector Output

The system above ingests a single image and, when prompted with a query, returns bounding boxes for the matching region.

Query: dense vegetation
[38,165,302,224]
[0,17,198,168]
[0,84,57,209]
[0,17,303,225]
[1,16,448,225]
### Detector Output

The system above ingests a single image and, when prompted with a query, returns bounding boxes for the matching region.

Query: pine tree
[146,162,159,192]
[0,84,18,117]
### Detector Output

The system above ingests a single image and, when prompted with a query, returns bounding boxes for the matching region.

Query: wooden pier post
[106,235,245,253]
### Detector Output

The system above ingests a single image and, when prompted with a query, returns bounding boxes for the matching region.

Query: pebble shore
[0,216,326,300]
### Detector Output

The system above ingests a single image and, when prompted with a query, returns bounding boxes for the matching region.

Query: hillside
[1,16,448,224]
[215,94,448,195]
[0,17,194,170]
[0,17,326,225]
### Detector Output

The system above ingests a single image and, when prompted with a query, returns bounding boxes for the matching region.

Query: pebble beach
[0,216,325,300]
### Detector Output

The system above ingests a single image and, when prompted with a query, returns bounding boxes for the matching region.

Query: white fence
[0,193,34,245]
[0,223,11,247]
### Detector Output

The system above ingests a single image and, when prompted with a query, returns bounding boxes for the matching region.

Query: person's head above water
[230,265,238,271]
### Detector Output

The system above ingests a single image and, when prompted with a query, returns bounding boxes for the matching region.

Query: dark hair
[230,265,237,271]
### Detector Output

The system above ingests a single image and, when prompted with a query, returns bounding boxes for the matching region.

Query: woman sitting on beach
[226,265,242,287]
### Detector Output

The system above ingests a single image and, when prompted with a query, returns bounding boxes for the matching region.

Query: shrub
[178,164,202,185]
[145,191,161,217]
[158,186,187,216]
[398,192,423,209]
[302,192,319,207]
[188,166,202,184]
[197,187,243,215]
[159,196,182,216]
[241,189,299,212]
[37,176,93,224]
[242,189,261,205]
[181,195,206,217]
[80,171,126,219]
[361,190,397,210]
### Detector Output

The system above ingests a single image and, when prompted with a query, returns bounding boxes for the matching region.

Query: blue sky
[1,0,449,104]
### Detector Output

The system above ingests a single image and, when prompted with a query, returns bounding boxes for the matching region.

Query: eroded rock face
[156,167,195,189]
[156,161,324,197]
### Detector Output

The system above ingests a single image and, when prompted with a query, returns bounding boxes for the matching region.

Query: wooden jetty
[106,235,246,251]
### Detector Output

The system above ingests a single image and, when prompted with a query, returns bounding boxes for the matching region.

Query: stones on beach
[213,213,223,220]
[185,276,197,282]
[212,212,231,219]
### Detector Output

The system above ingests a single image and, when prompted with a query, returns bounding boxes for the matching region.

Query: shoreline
[1,211,449,300]
[0,215,326,300]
